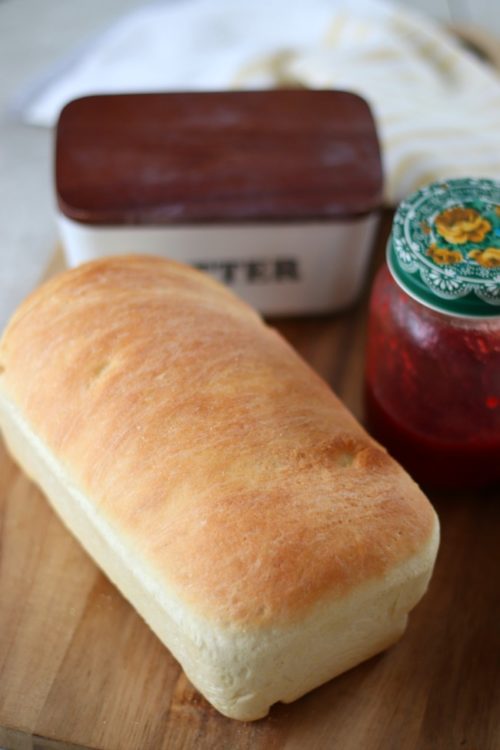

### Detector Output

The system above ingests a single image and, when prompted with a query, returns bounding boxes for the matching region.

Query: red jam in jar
[365,178,500,489]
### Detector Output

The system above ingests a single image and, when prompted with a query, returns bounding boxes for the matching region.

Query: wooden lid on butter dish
[55,91,383,226]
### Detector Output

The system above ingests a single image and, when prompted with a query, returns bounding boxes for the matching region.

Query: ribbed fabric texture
[233,1,500,204]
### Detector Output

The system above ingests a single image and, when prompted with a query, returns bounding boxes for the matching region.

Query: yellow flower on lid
[435,207,491,244]
[468,247,500,268]
[426,243,463,265]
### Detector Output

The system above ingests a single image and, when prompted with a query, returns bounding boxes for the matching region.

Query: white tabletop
[0,0,143,331]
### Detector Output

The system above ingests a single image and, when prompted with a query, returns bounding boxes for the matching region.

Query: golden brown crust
[0,255,437,627]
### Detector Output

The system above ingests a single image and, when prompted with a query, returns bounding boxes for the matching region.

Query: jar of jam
[365,178,500,489]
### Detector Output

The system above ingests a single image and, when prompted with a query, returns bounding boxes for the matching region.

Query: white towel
[18,0,500,204]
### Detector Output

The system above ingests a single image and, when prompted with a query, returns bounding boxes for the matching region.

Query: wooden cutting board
[1,217,499,750]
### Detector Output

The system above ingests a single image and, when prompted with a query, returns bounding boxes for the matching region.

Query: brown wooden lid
[55,91,383,225]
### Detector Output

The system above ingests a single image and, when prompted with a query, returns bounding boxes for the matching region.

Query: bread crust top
[0,256,437,627]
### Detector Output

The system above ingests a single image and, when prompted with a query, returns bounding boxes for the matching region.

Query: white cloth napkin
[17,0,500,204]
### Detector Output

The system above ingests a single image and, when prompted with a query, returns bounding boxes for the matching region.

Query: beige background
[0,0,499,330]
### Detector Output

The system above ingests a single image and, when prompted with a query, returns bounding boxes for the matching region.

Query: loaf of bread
[0,256,439,721]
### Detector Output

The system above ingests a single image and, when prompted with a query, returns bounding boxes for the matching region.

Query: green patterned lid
[388,177,500,317]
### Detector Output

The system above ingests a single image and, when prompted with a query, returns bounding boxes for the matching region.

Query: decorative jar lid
[388,178,500,317]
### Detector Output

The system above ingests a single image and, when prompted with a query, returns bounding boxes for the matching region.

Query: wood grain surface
[1,217,499,750]
[55,91,382,225]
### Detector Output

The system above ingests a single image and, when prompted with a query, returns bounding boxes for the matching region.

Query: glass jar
[365,178,500,489]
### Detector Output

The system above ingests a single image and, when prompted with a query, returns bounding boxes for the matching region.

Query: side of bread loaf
[0,256,439,720]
